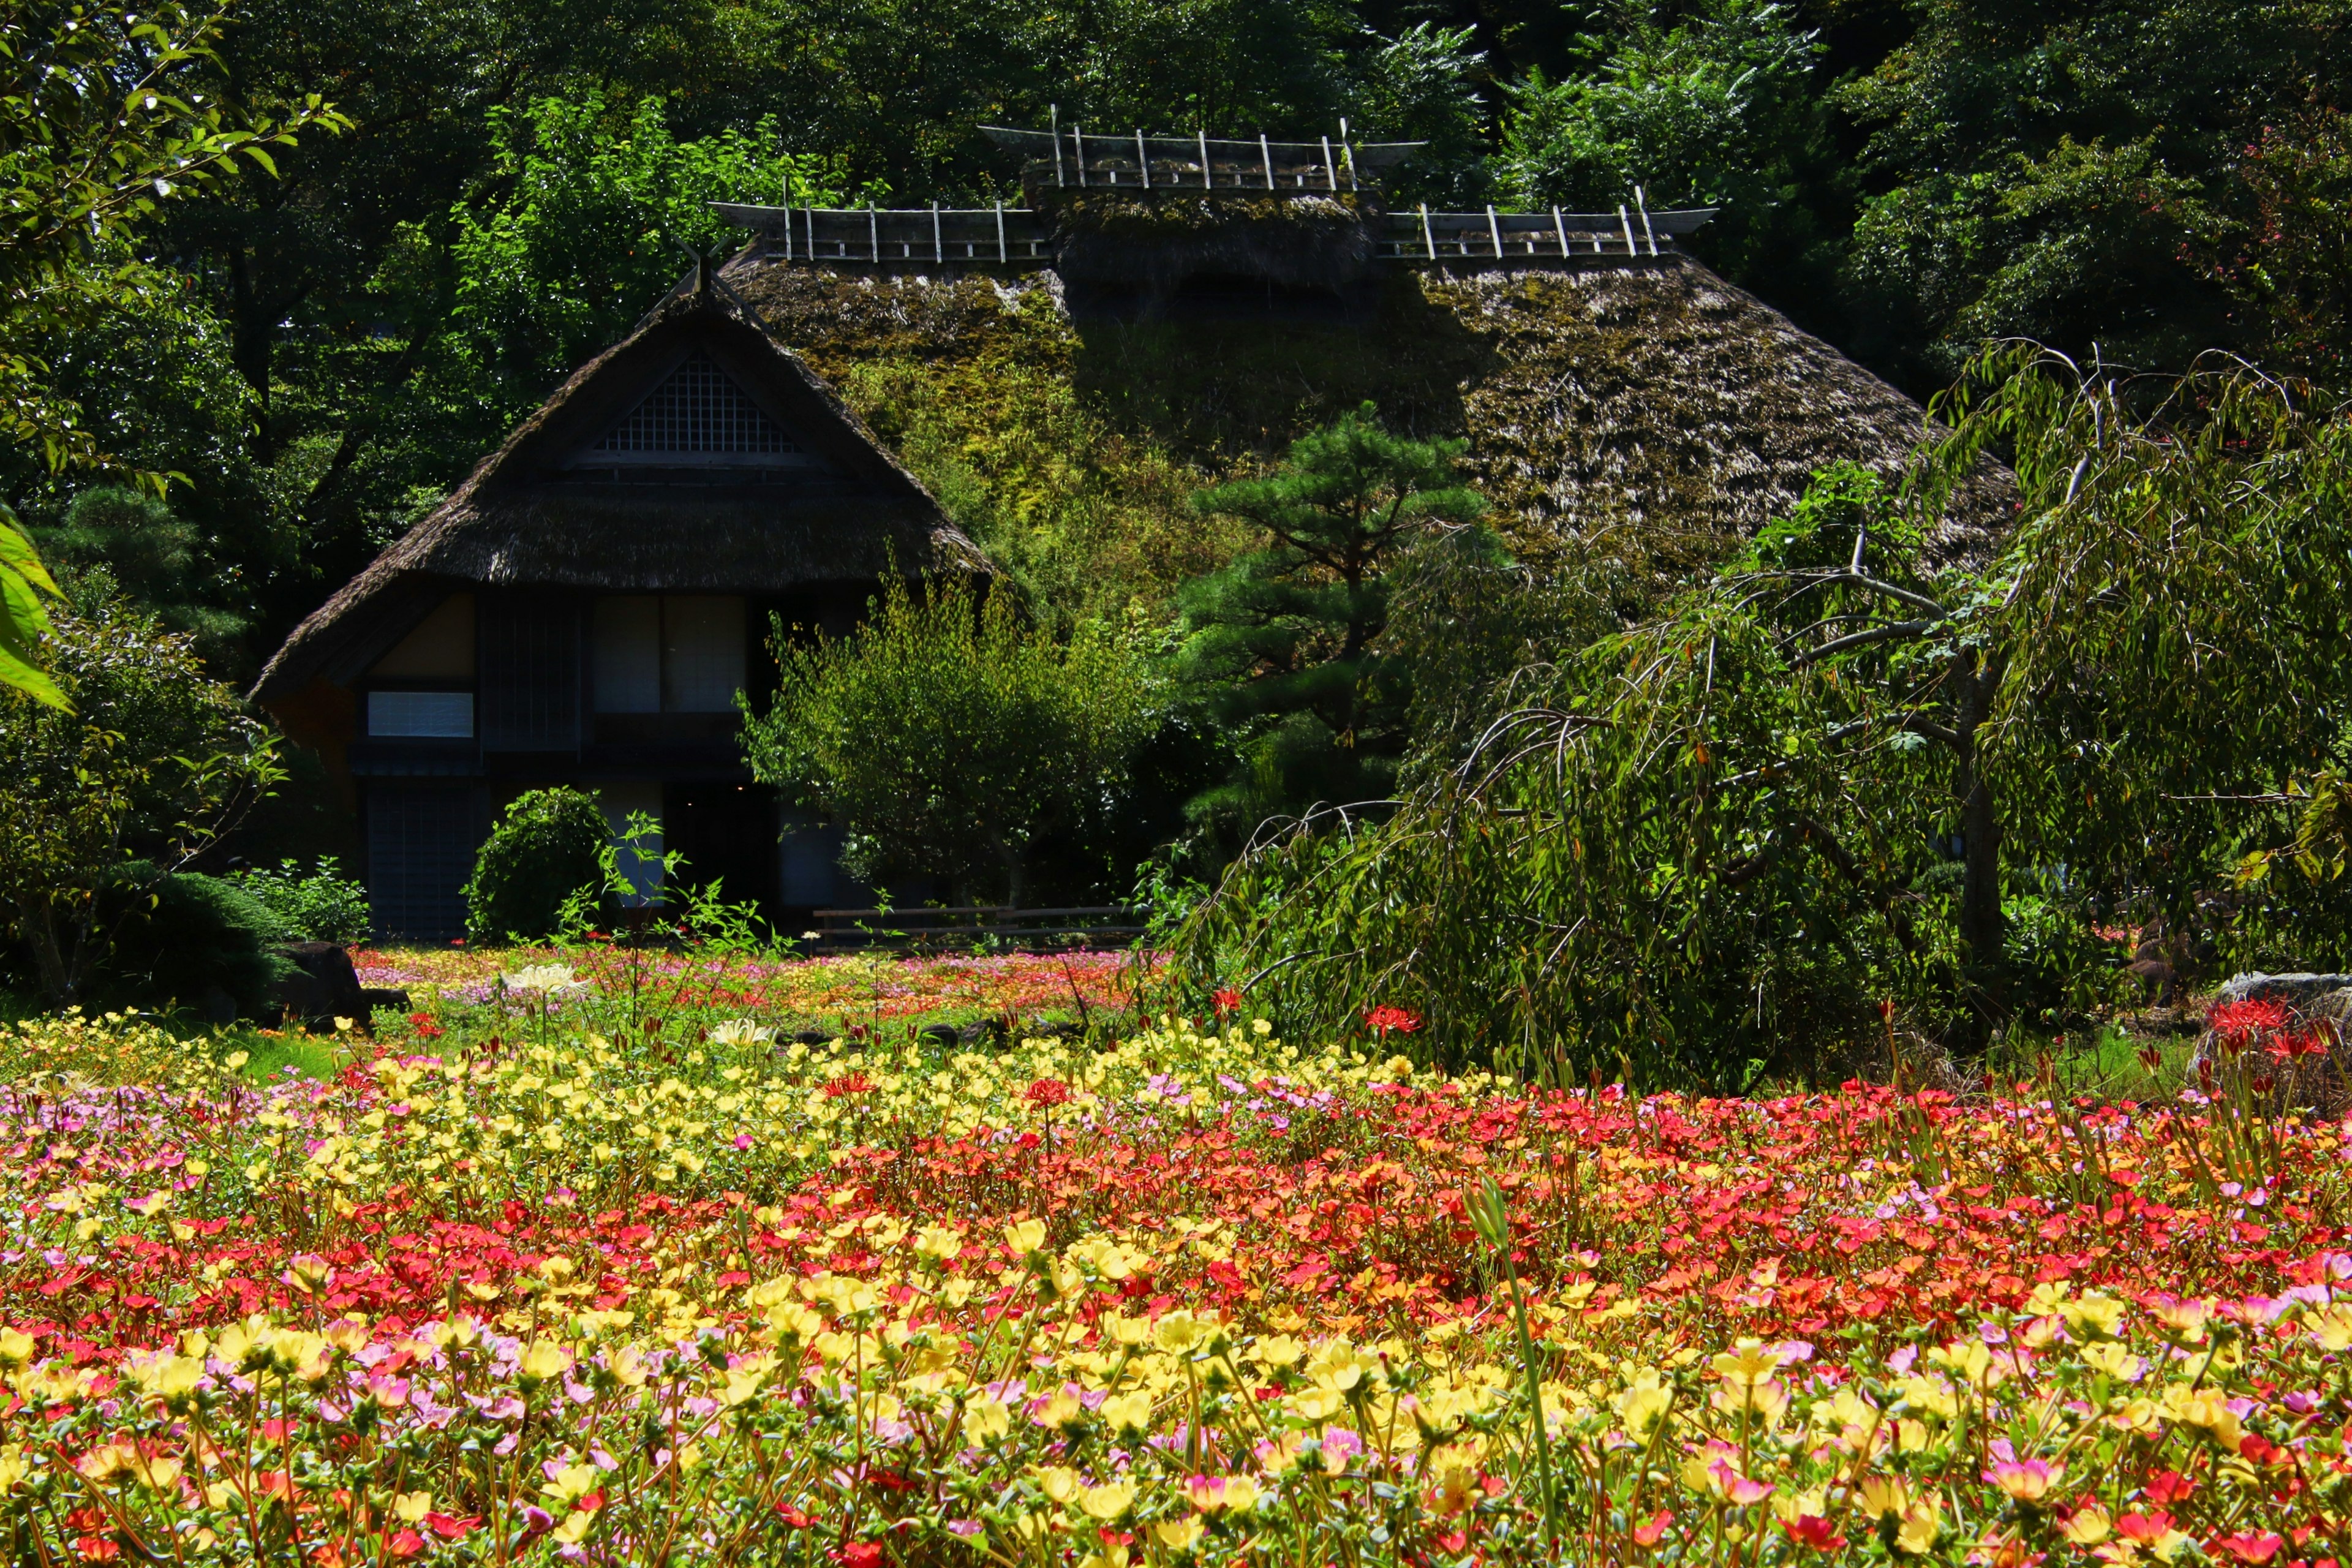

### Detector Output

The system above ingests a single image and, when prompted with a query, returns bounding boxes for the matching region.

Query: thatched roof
[253,285,984,703]
[724,254,2012,608]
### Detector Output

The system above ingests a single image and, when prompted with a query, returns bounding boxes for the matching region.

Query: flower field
[354,946,1145,1032]
[0,985,2348,1566]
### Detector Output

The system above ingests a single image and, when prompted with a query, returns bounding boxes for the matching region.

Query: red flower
[823,1072,876,1099]
[72,1539,119,1563]
[1213,987,1242,1012]
[1363,1004,1421,1035]
[1632,1510,1675,1546]
[775,1505,814,1528]
[2212,1533,2286,1564]
[386,1531,426,1559]
[1023,1077,1072,1109]
[1781,1515,1846,1551]
[424,1513,478,1540]
[837,1545,884,1568]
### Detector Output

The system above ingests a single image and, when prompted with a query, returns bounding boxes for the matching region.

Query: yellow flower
[1005,1218,1049,1256]
[2159,1382,2244,1450]
[1153,1311,1208,1353]
[2060,1502,2112,1545]
[1100,1390,1153,1435]
[519,1341,572,1381]
[1709,1340,1780,1388]
[0,1447,28,1494]
[1152,1517,1205,1551]
[0,1330,36,1367]
[1928,1338,1991,1383]
[1080,1480,1136,1521]
[1893,1500,1940,1555]
[2081,1341,2145,1382]
[1250,1333,1304,1368]
[1613,1370,1673,1436]
[2311,1303,2352,1352]
[1032,1392,1082,1430]
[2059,1293,2126,1340]
[1855,1476,1910,1519]
[393,1491,433,1524]
[541,1463,600,1504]
[962,1395,1012,1443]
[1033,1465,1080,1505]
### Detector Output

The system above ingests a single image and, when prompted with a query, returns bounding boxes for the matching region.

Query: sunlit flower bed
[355,944,1145,1027]
[0,998,2347,1565]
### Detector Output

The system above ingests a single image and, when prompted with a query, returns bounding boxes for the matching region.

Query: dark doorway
[664,783,780,914]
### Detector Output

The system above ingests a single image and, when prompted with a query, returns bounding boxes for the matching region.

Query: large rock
[271,942,366,1030]
[2213,972,2352,1011]
[2193,972,2352,1115]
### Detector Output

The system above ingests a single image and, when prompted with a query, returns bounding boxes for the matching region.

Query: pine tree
[1178,403,1488,837]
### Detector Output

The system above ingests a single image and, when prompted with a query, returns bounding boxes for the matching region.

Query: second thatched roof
[724,252,2013,608]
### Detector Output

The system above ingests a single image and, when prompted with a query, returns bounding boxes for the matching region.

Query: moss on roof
[730,255,2010,622]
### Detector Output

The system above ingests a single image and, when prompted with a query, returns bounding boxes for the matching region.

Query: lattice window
[595,353,798,454]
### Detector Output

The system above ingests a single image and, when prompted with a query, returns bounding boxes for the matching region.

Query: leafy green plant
[0,599,280,1005]
[0,504,66,709]
[1177,402,1490,840]
[462,788,609,943]
[1177,351,2352,1082]
[741,578,1158,905]
[235,858,371,946]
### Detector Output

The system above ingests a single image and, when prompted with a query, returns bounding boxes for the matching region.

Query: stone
[271,941,366,1030]
[359,987,413,1017]
[2212,972,2352,1011]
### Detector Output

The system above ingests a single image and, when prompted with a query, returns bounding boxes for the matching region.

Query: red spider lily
[823,1072,876,1099]
[1213,987,1242,1012]
[1363,1004,1420,1035]
[1023,1078,1072,1109]
[2209,997,2290,1055]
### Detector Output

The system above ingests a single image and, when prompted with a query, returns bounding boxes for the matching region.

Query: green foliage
[1494,0,1831,287]
[0,503,65,708]
[98,867,292,1019]
[1835,0,2350,383]
[235,858,372,946]
[463,788,610,943]
[1177,352,2352,1083]
[438,92,863,433]
[39,488,248,663]
[1177,403,1488,838]
[741,579,1159,903]
[0,1,341,473]
[0,601,281,1004]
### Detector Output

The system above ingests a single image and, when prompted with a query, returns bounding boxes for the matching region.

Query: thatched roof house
[256,135,2010,940]
[254,282,982,937]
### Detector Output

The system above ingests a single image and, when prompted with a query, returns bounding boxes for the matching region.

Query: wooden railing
[810,905,1148,951]
[712,199,1718,270]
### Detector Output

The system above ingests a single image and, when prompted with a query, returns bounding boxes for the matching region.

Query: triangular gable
[586,350,806,464]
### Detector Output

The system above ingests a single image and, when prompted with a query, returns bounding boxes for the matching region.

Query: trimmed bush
[463,788,608,941]
[100,868,291,1019]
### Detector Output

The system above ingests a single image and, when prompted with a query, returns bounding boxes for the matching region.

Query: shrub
[463,788,608,941]
[0,600,281,1005]
[235,857,371,945]
[741,579,1158,904]
[96,867,290,1018]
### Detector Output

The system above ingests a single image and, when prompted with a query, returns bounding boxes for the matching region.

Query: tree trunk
[1952,653,2008,1044]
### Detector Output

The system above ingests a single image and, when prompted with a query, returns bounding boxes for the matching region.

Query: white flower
[710,1019,776,1048]
[503,964,583,995]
